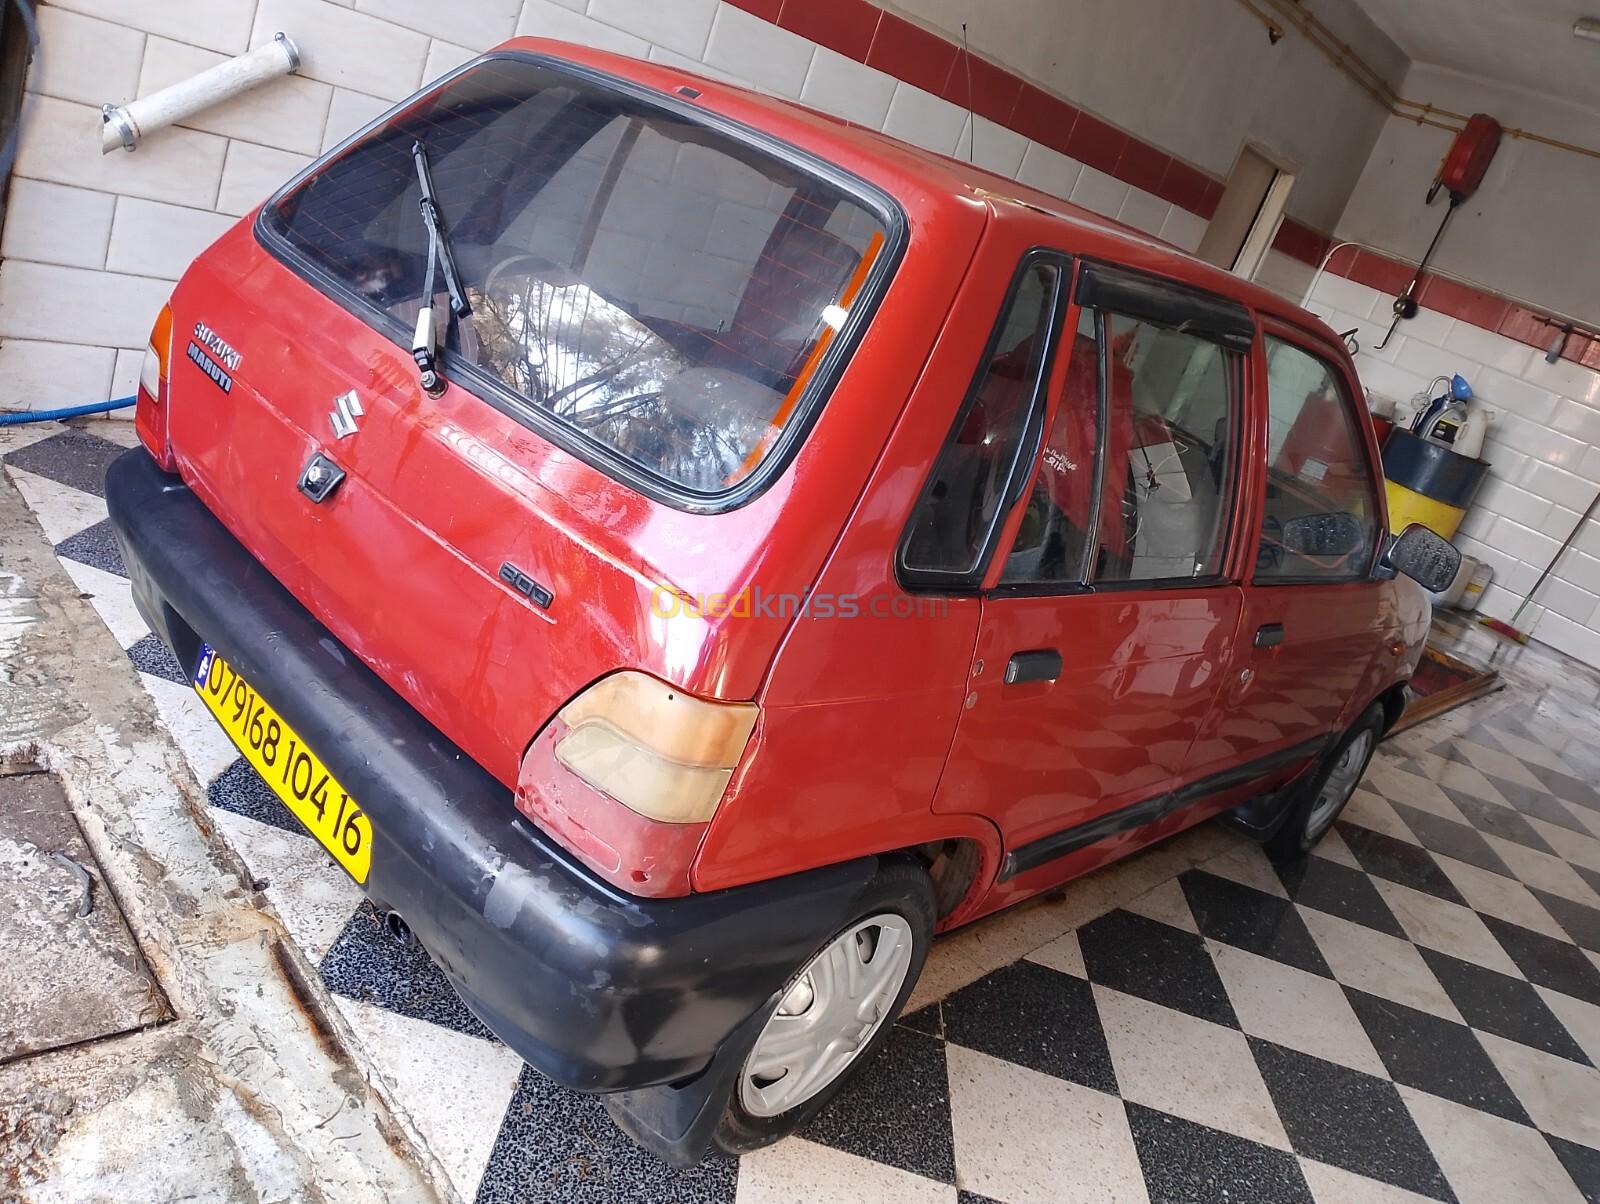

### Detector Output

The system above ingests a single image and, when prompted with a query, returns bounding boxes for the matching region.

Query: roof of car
[504,37,1342,350]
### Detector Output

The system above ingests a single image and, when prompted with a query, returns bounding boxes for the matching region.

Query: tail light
[514,671,759,897]
[136,303,177,470]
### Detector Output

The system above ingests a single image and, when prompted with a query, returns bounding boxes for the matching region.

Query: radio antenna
[961,22,975,163]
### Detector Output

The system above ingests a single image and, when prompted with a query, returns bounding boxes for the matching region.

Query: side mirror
[1281,511,1367,558]
[1384,523,1461,593]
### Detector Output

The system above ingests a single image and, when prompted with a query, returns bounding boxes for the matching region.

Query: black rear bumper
[105,449,875,1103]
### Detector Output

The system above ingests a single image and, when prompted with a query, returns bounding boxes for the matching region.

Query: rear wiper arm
[410,140,471,394]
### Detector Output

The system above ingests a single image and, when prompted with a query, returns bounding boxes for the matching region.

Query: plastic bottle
[1452,406,1493,459]
[1424,400,1470,449]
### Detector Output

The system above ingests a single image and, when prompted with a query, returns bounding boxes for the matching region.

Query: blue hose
[0,395,137,426]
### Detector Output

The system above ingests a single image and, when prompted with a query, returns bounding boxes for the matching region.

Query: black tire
[1265,701,1384,863]
[712,859,936,1157]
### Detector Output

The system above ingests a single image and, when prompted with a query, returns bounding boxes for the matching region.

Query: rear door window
[900,257,1065,586]
[261,55,897,500]
[1000,266,1248,590]
[1257,336,1381,581]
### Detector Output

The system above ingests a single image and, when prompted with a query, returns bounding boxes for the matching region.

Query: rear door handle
[1005,649,1062,684]
[1254,623,1285,649]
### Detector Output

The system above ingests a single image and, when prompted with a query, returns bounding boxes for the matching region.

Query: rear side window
[900,259,1063,585]
[1257,337,1380,581]
[1089,314,1236,583]
[261,56,894,499]
[1003,296,1241,589]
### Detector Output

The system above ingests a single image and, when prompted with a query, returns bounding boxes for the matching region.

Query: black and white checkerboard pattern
[10,421,1600,1204]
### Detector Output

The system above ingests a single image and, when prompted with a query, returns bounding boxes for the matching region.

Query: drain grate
[0,769,169,1063]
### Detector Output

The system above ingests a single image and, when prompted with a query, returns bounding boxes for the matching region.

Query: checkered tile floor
[10,421,1600,1204]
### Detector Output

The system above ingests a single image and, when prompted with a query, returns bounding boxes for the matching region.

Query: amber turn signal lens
[553,671,758,824]
[139,303,174,403]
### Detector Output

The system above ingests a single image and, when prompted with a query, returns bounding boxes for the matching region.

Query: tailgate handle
[1005,649,1062,684]
[1254,623,1286,649]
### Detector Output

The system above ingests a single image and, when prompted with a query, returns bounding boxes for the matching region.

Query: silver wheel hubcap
[738,913,915,1118]
[1307,729,1373,839]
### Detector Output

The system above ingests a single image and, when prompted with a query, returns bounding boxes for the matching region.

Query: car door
[924,262,1253,897]
[1188,322,1388,796]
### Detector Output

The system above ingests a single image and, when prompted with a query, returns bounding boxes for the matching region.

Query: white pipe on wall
[101,32,301,153]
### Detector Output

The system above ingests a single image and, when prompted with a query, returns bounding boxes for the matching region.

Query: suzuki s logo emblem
[329,390,364,439]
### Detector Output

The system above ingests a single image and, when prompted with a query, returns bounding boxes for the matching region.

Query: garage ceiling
[1351,0,1600,111]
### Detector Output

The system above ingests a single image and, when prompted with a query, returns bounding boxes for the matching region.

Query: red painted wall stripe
[726,0,1593,362]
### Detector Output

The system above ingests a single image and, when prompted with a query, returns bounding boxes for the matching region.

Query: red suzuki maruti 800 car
[107,39,1456,1164]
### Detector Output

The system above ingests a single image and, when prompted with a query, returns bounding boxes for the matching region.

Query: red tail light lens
[136,303,177,470]
[515,672,759,897]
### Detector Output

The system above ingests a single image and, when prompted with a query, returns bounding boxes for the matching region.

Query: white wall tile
[1556,551,1600,596]
[1393,337,1477,389]
[1068,165,1129,219]
[1349,358,1430,409]
[322,88,391,151]
[216,142,312,216]
[0,340,117,409]
[703,5,813,99]
[0,261,172,349]
[880,83,966,157]
[1477,435,1527,483]
[111,347,144,401]
[799,48,895,130]
[1252,250,1314,303]
[352,0,520,49]
[423,40,479,84]
[16,95,228,210]
[138,36,334,157]
[1309,274,1382,320]
[106,198,235,279]
[1477,582,1542,629]
[954,116,1028,179]
[1159,207,1208,255]
[1116,187,1169,238]
[252,0,429,100]
[586,0,718,59]
[515,0,650,56]
[1015,142,1082,203]
[48,0,257,56]
[1535,577,1599,625]
[1474,368,1560,425]
[1455,507,1497,543]
[1442,322,1535,377]
[1493,412,1589,472]
[1474,477,1553,530]
[0,180,115,270]
[1390,305,1454,347]
[26,6,146,107]
[1549,398,1600,446]
[1532,611,1600,667]
[645,44,743,85]
[1523,355,1600,409]
[1520,461,1599,517]
[1489,516,1563,568]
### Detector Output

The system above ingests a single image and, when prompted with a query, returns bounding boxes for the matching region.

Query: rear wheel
[1266,702,1384,862]
[713,860,935,1156]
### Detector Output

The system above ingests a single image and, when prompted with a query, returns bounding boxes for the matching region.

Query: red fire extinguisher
[1429,114,1503,204]
[1376,114,1502,349]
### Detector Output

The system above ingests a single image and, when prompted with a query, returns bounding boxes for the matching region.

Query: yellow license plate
[193,643,372,883]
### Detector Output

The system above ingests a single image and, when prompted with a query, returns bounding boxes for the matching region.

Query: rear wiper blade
[410,140,471,394]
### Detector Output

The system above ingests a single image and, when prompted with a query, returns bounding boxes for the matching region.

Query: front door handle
[1005,649,1062,684]
[1254,623,1285,649]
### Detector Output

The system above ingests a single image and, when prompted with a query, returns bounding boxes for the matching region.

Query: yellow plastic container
[1384,479,1466,540]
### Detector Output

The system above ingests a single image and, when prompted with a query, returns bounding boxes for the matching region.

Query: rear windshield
[261,55,894,498]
